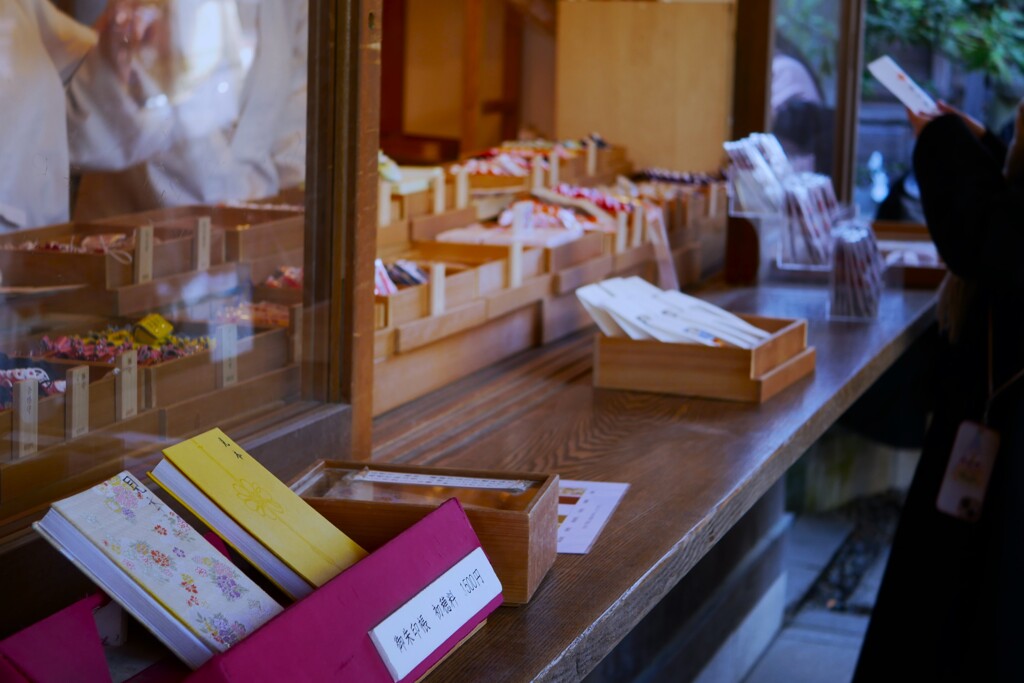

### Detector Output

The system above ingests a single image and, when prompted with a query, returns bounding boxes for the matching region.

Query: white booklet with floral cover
[33,471,283,669]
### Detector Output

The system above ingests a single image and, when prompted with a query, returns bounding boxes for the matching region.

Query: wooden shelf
[372,283,937,682]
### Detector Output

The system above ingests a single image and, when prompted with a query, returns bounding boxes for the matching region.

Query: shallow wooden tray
[593,315,816,403]
[0,223,226,289]
[872,220,945,289]
[95,205,303,262]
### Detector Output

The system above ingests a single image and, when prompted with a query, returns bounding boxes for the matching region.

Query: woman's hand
[907,107,937,137]
[936,101,987,138]
[907,101,987,139]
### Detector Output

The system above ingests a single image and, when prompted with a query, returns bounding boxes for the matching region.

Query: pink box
[187,497,502,682]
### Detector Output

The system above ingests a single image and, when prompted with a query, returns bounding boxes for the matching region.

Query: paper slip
[867,56,939,115]
[577,277,769,349]
[557,480,630,554]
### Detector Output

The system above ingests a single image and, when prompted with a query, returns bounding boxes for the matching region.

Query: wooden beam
[461,0,483,155]
[380,0,406,136]
[731,0,776,139]
[306,0,381,457]
[501,6,524,141]
[505,0,555,34]
[834,0,867,203]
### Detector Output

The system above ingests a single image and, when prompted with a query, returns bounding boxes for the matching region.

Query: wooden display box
[0,223,226,289]
[546,231,605,272]
[96,205,303,263]
[376,241,546,330]
[250,285,302,307]
[35,262,248,318]
[463,173,529,192]
[377,218,411,252]
[142,324,291,410]
[872,220,945,289]
[373,305,540,415]
[290,460,559,605]
[553,254,614,296]
[2,316,290,412]
[0,363,143,462]
[376,263,476,329]
[593,315,816,403]
[246,248,303,286]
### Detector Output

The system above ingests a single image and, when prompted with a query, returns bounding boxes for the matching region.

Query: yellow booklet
[154,428,366,592]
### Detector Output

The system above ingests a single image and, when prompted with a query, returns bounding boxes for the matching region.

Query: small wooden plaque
[193,216,212,271]
[115,350,138,420]
[64,366,90,440]
[12,379,38,459]
[133,224,154,284]
[216,324,240,388]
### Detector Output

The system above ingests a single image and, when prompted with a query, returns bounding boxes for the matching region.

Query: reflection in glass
[72,0,308,219]
[771,0,840,178]
[0,0,312,538]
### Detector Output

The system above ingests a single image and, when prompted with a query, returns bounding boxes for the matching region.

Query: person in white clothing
[0,0,174,230]
[72,0,308,219]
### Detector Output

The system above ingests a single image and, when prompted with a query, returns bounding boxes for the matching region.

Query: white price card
[557,480,629,554]
[369,547,502,682]
[867,55,939,116]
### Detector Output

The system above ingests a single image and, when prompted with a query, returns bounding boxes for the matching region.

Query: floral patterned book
[32,471,283,669]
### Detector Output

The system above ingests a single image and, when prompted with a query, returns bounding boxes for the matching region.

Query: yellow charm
[133,314,174,346]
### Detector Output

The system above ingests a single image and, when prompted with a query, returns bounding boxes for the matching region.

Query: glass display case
[0,0,380,634]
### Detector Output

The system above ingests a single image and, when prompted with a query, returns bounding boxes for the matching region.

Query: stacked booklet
[149,428,367,600]
[33,428,369,670]
[33,472,284,669]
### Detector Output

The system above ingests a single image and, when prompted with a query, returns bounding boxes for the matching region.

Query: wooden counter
[372,283,937,682]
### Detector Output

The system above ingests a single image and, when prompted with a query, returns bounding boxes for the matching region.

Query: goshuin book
[149,428,367,600]
[33,472,283,669]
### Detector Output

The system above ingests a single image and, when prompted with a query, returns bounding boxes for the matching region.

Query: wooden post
[586,139,598,177]
[430,264,446,316]
[548,151,559,187]
[64,366,90,440]
[379,181,392,227]
[461,0,483,154]
[288,305,303,365]
[431,172,446,215]
[509,241,523,288]
[631,208,644,248]
[456,168,470,209]
[615,212,628,253]
[531,157,544,191]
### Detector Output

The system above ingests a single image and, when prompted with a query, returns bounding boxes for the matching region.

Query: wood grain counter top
[372,283,937,682]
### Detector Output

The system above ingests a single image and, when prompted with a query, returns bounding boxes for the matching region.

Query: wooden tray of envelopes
[594,315,816,403]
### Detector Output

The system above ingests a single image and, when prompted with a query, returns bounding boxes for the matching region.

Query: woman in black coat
[854,100,1024,681]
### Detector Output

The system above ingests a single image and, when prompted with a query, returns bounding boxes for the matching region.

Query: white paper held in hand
[867,56,939,116]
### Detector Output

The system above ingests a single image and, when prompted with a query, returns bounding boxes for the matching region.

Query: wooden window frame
[235,0,382,474]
